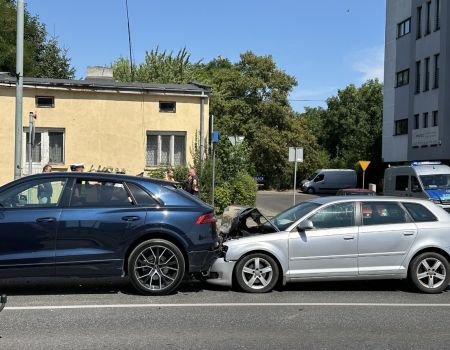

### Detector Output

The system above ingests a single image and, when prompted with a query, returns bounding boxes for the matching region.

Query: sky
[26,0,386,112]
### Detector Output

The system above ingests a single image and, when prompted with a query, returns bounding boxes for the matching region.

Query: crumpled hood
[425,189,450,201]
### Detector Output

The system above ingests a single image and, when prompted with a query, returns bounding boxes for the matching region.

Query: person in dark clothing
[37,164,53,204]
[185,168,199,197]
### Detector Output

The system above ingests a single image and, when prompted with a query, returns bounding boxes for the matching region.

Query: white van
[301,169,357,194]
[383,162,450,212]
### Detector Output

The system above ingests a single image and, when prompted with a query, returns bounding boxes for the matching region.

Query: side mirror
[297,219,314,232]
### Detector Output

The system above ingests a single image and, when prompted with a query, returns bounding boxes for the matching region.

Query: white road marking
[5,302,450,310]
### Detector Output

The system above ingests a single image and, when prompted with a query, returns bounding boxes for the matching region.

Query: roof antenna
[125,0,135,82]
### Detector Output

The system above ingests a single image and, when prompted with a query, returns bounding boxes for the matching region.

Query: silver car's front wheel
[235,253,279,293]
[410,252,450,294]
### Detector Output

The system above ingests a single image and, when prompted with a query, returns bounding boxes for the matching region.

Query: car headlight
[430,198,441,204]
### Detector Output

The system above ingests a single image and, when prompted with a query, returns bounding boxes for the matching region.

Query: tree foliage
[303,79,383,169]
[0,0,75,78]
[113,47,201,84]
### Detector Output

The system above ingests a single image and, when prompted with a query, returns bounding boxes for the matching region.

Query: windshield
[272,202,321,231]
[307,172,318,181]
[420,174,450,190]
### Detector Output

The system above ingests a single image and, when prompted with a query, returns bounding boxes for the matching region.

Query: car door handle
[36,217,56,223]
[121,216,141,221]
[403,231,415,236]
[343,235,355,240]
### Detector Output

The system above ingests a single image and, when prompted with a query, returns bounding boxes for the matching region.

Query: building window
[416,6,422,39]
[433,54,440,89]
[423,112,429,128]
[396,69,409,87]
[24,129,65,167]
[25,132,42,162]
[35,96,55,108]
[425,1,431,35]
[49,131,64,163]
[397,18,411,38]
[159,102,176,113]
[414,114,420,129]
[415,61,421,93]
[424,57,430,91]
[432,111,438,127]
[394,119,408,135]
[146,132,186,166]
[435,0,441,31]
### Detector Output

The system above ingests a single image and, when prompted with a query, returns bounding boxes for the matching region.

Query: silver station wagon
[208,197,450,294]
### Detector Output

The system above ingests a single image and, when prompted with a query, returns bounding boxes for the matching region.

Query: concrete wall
[0,86,209,185]
[383,0,448,163]
[383,0,411,162]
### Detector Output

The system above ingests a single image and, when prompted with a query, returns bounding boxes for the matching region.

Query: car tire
[128,239,185,296]
[235,253,279,293]
[306,187,315,194]
[409,252,450,294]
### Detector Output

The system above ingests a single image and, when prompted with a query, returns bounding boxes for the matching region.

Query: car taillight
[196,212,217,224]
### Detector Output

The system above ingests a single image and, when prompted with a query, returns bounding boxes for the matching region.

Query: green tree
[301,79,384,185]
[0,0,75,78]
[113,47,201,83]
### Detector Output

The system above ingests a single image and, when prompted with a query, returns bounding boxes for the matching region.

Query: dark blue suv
[0,173,218,295]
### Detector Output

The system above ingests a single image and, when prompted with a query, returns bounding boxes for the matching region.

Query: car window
[411,176,422,192]
[314,174,324,182]
[126,182,159,206]
[395,175,409,191]
[0,178,67,209]
[308,202,355,229]
[70,179,133,207]
[362,202,408,226]
[403,203,437,222]
[272,202,320,231]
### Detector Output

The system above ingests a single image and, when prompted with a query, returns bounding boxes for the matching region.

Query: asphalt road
[256,190,319,216]
[1,277,450,349]
[1,191,449,349]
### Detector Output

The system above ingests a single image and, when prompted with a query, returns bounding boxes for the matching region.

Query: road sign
[289,147,304,206]
[358,160,371,171]
[289,147,303,162]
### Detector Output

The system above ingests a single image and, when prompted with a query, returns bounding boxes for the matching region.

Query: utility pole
[14,0,24,180]
[125,0,134,82]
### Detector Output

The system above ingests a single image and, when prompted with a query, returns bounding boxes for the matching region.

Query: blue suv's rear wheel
[128,239,185,295]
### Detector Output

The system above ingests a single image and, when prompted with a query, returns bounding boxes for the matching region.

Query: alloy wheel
[241,257,274,290]
[416,257,447,290]
[134,245,180,291]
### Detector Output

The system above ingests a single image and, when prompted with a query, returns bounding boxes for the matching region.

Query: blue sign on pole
[213,131,219,143]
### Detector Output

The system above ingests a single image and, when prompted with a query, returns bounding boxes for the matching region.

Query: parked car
[0,173,218,295]
[301,169,357,194]
[208,197,450,294]
[384,161,450,212]
[336,188,376,196]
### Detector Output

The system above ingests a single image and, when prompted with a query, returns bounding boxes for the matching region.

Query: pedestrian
[37,164,53,204]
[166,169,175,182]
[185,167,199,197]
[70,163,85,172]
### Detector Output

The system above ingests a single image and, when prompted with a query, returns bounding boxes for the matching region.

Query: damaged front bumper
[206,257,236,287]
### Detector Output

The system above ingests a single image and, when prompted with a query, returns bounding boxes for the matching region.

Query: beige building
[0,69,210,185]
